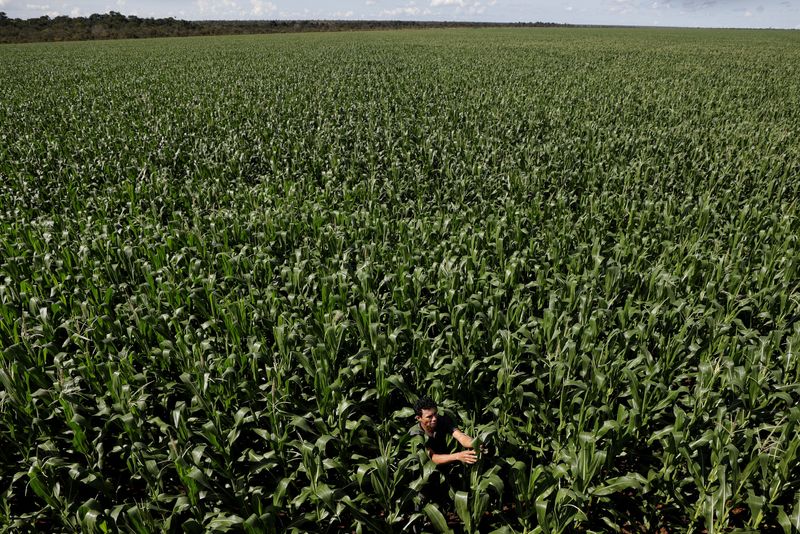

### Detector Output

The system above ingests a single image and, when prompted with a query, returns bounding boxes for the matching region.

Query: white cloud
[70,6,81,16]
[278,8,317,18]
[366,0,376,4]
[381,6,421,15]
[25,2,60,15]
[250,0,276,16]
[196,0,239,16]
[608,0,637,14]
[430,0,486,13]
[332,9,354,17]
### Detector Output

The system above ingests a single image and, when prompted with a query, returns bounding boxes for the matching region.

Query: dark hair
[413,396,438,417]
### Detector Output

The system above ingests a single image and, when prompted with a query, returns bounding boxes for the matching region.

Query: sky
[1,0,798,29]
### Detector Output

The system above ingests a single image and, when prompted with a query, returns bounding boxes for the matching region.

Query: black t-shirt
[409,414,456,455]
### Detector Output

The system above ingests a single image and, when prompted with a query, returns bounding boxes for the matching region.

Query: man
[409,396,478,465]
[409,396,478,510]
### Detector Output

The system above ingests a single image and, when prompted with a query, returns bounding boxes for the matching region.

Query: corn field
[1,28,799,532]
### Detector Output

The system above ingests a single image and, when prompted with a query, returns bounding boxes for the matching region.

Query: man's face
[416,408,438,434]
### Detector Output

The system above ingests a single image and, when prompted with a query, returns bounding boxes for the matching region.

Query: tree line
[0,11,569,44]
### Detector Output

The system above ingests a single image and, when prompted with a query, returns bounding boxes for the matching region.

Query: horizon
[1,1,798,30]
[4,13,800,31]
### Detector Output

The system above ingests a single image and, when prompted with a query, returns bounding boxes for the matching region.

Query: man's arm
[452,429,474,449]
[426,428,478,465]
[429,449,478,465]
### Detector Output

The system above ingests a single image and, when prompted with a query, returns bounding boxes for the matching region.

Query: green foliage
[1,27,799,532]
[0,15,567,45]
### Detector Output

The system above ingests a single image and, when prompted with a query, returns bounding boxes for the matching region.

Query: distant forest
[0,11,569,44]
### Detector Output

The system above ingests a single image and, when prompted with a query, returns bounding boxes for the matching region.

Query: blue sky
[1,0,798,28]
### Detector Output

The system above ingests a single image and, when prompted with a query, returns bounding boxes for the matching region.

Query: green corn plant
[1,27,800,533]
[351,433,424,531]
[445,431,505,533]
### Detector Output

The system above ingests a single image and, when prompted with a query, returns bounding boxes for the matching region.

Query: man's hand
[457,449,479,464]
